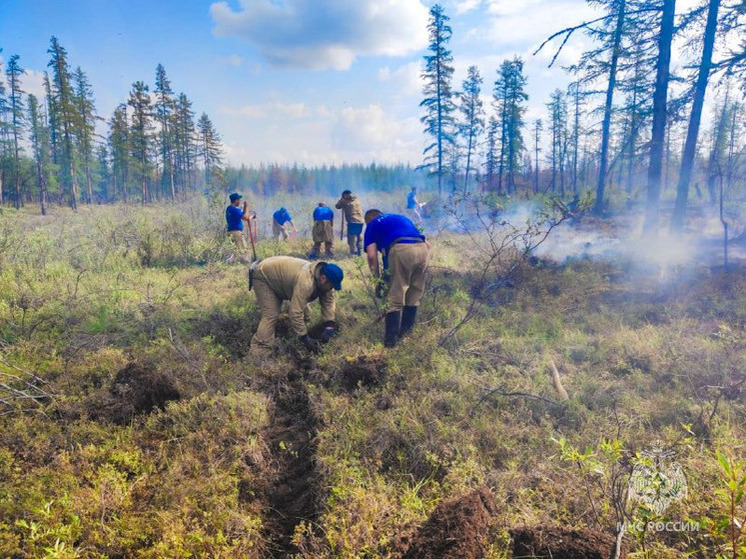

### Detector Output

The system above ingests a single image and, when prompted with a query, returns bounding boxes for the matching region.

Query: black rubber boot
[399,306,417,338]
[384,311,401,348]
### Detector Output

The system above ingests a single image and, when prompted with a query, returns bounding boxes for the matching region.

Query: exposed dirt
[398,487,497,559]
[259,366,319,557]
[91,362,180,424]
[510,524,623,558]
[338,354,387,391]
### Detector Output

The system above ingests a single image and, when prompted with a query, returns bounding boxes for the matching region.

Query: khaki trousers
[229,230,248,252]
[249,278,311,356]
[387,242,430,312]
[273,221,288,240]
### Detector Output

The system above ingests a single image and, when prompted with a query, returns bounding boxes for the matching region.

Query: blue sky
[1,0,642,167]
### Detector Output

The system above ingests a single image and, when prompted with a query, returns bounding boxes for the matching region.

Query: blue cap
[229,192,242,202]
[322,263,344,290]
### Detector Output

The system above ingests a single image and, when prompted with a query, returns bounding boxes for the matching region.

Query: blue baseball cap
[322,263,344,290]
[229,192,242,202]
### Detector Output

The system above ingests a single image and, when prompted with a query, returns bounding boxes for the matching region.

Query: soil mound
[510,524,622,558]
[100,362,180,424]
[339,354,387,391]
[401,487,496,559]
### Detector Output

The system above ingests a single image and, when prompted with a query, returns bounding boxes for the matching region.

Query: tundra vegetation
[0,193,745,558]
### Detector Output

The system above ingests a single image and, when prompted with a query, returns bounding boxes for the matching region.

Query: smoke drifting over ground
[534,211,745,271]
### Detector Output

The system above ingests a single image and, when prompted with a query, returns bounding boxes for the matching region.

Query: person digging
[363,209,430,347]
[308,202,335,259]
[248,256,343,357]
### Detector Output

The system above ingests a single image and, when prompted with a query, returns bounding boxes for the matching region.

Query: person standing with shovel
[226,192,256,263]
[335,189,364,256]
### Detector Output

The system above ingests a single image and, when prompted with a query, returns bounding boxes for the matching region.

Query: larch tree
[154,64,176,199]
[457,65,485,196]
[643,0,676,236]
[533,119,543,194]
[592,0,627,214]
[48,37,81,209]
[73,67,98,204]
[47,37,82,209]
[27,94,54,215]
[493,57,528,195]
[174,93,197,194]
[483,116,499,192]
[705,92,733,204]
[108,103,130,202]
[127,81,154,204]
[671,0,722,231]
[0,53,7,207]
[547,89,568,195]
[197,112,224,189]
[43,73,59,175]
[420,3,456,197]
[6,54,26,209]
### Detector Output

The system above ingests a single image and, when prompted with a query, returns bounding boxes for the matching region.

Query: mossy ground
[0,198,744,557]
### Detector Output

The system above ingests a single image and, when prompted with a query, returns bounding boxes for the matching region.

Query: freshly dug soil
[510,524,623,558]
[400,487,497,559]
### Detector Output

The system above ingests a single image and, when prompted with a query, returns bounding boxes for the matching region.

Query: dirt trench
[259,363,320,557]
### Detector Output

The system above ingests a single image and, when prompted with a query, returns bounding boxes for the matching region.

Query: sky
[0,0,704,168]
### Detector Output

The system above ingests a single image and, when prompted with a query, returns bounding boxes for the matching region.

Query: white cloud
[22,69,47,100]
[210,0,430,70]
[481,0,602,55]
[377,61,422,96]
[454,0,483,15]
[331,104,421,162]
[217,99,422,166]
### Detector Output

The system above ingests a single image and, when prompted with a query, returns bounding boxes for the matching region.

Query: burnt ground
[337,354,387,392]
[257,359,320,558]
[510,524,623,558]
[87,361,181,425]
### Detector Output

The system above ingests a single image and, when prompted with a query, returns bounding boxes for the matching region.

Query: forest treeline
[0,38,224,212]
[419,0,746,231]
[1,0,746,230]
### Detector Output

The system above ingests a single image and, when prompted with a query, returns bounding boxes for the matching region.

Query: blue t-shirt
[273,208,292,225]
[406,191,417,209]
[313,206,334,221]
[364,213,424,255]
[226,205,244,231]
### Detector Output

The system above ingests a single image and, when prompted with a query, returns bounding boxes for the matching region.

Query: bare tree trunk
[572,86,580,194]
[69,160,79,211]
[534,124,541,195]
[594,0,626,215]
[643,0,676,237]
[671,0,721,231]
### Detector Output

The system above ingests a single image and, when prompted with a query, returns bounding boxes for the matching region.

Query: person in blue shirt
[406,187,423,223]
[225,192,254,262]
[364,209,431,347]
[308,202,335,259]
[272,207,296,240]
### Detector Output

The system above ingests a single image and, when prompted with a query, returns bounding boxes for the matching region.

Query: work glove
[319,322,337,343]
[375,271,390,299]
[299,334,321,353]
[375,281,386,299]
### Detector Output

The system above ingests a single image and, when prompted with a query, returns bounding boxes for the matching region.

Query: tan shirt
[335,195,364,224]
[253,256,336,335]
